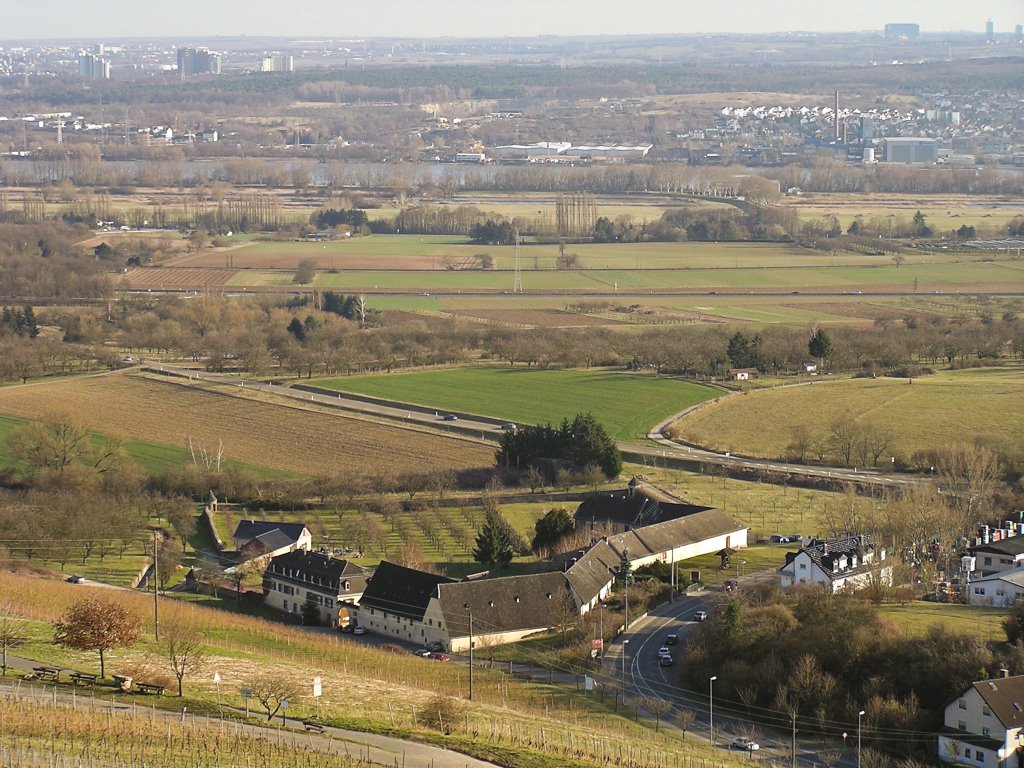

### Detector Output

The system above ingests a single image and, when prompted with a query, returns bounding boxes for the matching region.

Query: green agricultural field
[228,259,1024,295]
[669,367,1024,462]
[309,367,717,440]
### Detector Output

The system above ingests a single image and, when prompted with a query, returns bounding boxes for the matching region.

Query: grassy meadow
[668,367,1024,462]
[309,367,717,441]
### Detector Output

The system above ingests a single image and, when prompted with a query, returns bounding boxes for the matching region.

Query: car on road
[353,626,366,635]
[692,610,708,622]
[665,634,679,645]
[724,579,739,592]
[499,422,518,431]
[659,654,674,667]
[66,575,86,584]
[732,737,760,751]
[428,652,450,662]
[441,414,458,421]
[413,648,432,657]
[657,646,670,657]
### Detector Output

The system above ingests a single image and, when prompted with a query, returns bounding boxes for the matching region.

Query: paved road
[144,366,924,491]
[1,654,499,768]
[615,577,859,768]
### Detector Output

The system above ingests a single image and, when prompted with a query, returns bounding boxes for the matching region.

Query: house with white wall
[938,673,1024,768]
[968,570,1024,608]
[262,550,369,626]
[779,535,890,593]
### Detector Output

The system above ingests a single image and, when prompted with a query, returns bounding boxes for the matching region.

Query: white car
[732,737,760,751]
[657,646,670,657]
[352,626,366,635]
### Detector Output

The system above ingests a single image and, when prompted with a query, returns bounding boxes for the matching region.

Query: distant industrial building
[260,54,294,73]
[78,53,110,79]
[986,19,995,41]
[1016,24,1023,41]
[859,116,876,141]
[491,141,651,163]
[177,47,221,76]
[562,145,653,161]
[884,137,939,163]
[492,142,571,160]
[884,23,920,38]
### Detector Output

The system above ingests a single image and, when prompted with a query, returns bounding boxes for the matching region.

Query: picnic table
[136,682,165,695]
[69,672,99,686]
[32,666,60,681]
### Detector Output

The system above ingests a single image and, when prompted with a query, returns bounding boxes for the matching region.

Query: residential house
[968,570,1024,608]
[574,478,713,534]
[779,534,890,593]
[233,520,312,561]
[353,561,455,644]
[576,480,746,566]
[429,572,579,652]
[262,550,370,626]
[938,672,1024,768]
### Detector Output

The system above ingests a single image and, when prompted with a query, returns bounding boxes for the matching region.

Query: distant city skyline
[3,0,1022,42]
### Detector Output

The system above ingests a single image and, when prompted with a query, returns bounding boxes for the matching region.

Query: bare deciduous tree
[245,671,303,721]
[164,623,207,696]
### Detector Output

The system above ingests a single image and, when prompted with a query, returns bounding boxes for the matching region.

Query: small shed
[728,368,758,381]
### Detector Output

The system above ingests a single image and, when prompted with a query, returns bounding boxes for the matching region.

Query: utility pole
[791,712,797,768]
[153,531,160,640]
[464,604,473,701]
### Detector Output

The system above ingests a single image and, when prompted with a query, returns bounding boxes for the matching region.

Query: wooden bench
[69,672,99,686]
[32,667,60,681]
[303,721,325,734]
[136,683,165,695]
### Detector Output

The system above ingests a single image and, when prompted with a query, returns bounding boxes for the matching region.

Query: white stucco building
[779,535,890,593]
[939,674,1024,768]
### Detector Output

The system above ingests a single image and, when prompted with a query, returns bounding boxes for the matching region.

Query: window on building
[984,557,992,565]
[983,727,991,737]
[983,706,991,716]
[799,563,807,570]
[977,751,984,763]
[959,699,967,710]
[343,580,350,591]
[958,720,967,731]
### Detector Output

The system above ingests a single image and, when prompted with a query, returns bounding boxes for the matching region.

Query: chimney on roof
[822,542,829,555]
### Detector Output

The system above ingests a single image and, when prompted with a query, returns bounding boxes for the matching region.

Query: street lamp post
[709,675,718,747]
[621,639,630,681]
[858,710,865,768]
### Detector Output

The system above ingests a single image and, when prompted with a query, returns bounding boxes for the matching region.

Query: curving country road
[143,365,922,490]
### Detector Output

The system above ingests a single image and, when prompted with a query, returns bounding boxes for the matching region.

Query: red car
[428,652,450,662]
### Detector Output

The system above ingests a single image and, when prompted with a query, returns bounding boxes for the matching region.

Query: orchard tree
[54,598,141,678]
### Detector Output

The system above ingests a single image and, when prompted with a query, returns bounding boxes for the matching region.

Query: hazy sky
[5,0,1022,40]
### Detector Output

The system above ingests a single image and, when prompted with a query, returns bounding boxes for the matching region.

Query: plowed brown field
[122,268,235,290]
[0,374,491,475]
